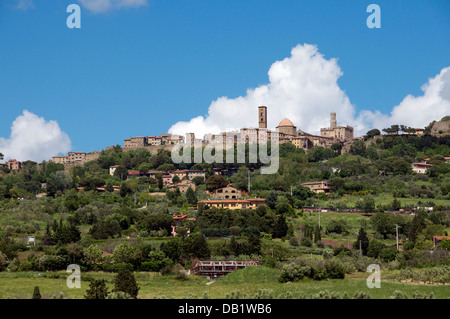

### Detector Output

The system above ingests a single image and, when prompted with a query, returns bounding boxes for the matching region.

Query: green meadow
[0,266,448,299]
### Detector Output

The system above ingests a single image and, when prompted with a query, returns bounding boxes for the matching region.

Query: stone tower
[258,106,267,129]
[330,112,337,129]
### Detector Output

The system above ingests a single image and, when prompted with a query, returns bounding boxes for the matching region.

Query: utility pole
[290,186,293,196]
[248,170,250,193]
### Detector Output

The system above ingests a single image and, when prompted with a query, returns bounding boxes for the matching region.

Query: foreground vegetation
[0,266,448,299]
[0,125,449,299]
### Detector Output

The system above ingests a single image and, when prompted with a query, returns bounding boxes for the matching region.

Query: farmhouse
[211,184,241,199]
[198,198,265,210]
[301,181,332,194]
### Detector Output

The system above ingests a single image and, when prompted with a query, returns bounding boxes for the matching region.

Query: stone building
[320,112,354,140]
[67,152,86,163]
[6,159,22,171]
[276,118,297,137]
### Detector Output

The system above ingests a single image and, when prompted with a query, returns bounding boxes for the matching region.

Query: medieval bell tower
[258,106,267,129]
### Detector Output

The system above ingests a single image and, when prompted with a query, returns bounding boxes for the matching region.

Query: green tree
[275,195,291,215]
[113,269,140,299]
[182,232,210,259]
[272,215,289,238]
[113,242,138,265]
[354,227,370,255]
[331,143,343,156]
[32,286,41,299]
[172,175,181,184]
[191,176,205,186]
[409,215,423,243]
[185,186,197,205]
[349,140,367,157]
[356,196,375,213]
[82,244,103,268]
[114,165,128,181]
[46,171,73,195]
[292,186,314,201]
[205,174,228,191]
[371,212,395,239]
[247,233,262,255]
[265,191,278,209]
[391,198,402,211]
[85,279,109,299]
[365,128,381,140]
[367,240,386,258]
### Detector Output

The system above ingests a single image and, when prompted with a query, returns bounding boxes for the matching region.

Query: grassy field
[0,267,448,299]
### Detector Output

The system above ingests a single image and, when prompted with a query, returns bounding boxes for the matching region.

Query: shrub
[37,255,67,271]
[310,290,348,299]
[106,291,133,299]
[324,259,346,279]
[412,291,435,299]
[289,237,299,247]
[352,291,371,299]
[311,263,328,281]
[85,279,109,299]
[316,241,325,248]
[7,258,20,272]
[0,251,7,271]
[326,219,349,234]
[263,257,276,268]
[50,292,68,299]
[18,260,32,272]
[113,269,140,299]
[379,247,398,262]
[300,237,312,247]
[279,263,311,282]
[333,245,351,257]
[251,289,274,299]
[322,248,334,259]
[390,290,408,299]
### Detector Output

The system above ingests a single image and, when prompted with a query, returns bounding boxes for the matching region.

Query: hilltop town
[0,108,449,299]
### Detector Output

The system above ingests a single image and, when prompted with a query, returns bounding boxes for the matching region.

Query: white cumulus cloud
[0,110,71,163]
[77,0,148,13]
[169,43,357,138]
[359,66,450,130]
[169,43,450,139]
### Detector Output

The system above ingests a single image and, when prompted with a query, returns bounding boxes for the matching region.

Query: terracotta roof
[198,200,251,204]
[433,236,450,241]
[277,118,295,127]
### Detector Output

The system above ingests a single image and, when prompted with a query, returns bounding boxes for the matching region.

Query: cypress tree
[409,215,423,243]
[113,270,140,299]
[354,227,370,255]
[32,286,41,299]
[185,186,197,205]
[85,279,109,299]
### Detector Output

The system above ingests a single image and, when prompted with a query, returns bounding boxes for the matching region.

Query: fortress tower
[330,112,337,129]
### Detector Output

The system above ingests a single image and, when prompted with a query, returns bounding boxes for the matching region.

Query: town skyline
[1,0,450,162]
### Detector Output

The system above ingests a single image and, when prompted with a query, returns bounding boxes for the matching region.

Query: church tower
[258,106,267,129]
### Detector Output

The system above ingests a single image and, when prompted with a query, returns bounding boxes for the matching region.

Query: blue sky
[0,0,450,161]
